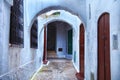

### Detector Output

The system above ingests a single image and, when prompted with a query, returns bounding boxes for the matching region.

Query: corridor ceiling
[24,0,86,27]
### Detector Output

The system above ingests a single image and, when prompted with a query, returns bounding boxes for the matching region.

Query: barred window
[30,20,38,49]
[9,0,24,47]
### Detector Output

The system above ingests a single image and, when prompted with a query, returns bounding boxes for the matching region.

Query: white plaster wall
[5,0,13,5]
[56,25,67,57]
[38,10,81,72]
[56,24,73,58]
[86,0,120,80]
[110,1,120,80]
[0,0,11,75]
[0,0,3,75]
[0,1,42,79]
[1,0,119,79]
[24,0,86,28]
[6,22,42,79]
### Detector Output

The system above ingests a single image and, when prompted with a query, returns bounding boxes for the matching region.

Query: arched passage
[43,20,73,63]
[97,13,111,80]
[30,10,83,78]
[36,9,82,65]
[76,23,85,80]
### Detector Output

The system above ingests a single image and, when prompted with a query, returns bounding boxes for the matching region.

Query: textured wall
[0,0,10,76]
[56,22,68,58]
[1,0,120,80]
[0,1,42,80]
[85,0,120,80]
[0,0,3,75]
[5,0,13,5]
[24,0,86,28]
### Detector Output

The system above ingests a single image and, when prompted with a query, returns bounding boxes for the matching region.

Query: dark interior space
[47,23,56,51]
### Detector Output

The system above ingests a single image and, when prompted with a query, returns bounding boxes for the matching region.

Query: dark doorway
[47,23,57,59]
[76,23,85,80]
[46,21,72,59]
[47,24,56,51]
[97,13,111,80]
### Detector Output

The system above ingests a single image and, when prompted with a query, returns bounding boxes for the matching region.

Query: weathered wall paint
[0,0,10,76]
[24,0,86,28]
[0,0,120,80]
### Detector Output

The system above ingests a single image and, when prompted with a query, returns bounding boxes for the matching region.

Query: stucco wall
[56,23,68,58]
[0,0,10,76]
[0,0,119,80]
[85,0,120,80]
[5,0,13,5]
[0,1,42,79]
[0,0,3,75]
[24,0,86,28]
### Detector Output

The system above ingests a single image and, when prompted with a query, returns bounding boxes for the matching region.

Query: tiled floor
[32,59,78,80]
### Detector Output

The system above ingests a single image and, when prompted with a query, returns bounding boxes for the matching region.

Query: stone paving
[32,59,78,80]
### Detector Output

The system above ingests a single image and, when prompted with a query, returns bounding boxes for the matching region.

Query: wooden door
[98,13,111,80]
[80,24,85,78]
[76,24,85,80]
[43,26,48,64]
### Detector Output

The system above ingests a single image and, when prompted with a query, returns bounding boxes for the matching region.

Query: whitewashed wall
[0,0,11,77]
[24,0,86,28]
[0,1,42,79]
[0,0,119,80]
[56,24,68,58]
[86,0,120,80]
[5,0,13,5]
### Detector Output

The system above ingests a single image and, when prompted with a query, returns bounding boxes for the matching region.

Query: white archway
[36,10,82,72]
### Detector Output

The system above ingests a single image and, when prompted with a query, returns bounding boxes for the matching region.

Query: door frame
[43,25,48,64]
[68,29,73,55]
[76,23,85,80]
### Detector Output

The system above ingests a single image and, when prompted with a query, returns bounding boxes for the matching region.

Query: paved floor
[32,59,78,80]
[47,51,57,59]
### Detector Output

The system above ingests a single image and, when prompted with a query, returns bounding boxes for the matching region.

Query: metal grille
[9,0,24,47]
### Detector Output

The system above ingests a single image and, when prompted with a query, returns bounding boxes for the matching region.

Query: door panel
[76,24,85,80]
[98,14,105,80]
[98,13,111,80]
[80,24,85,77]
[104,13,111,80]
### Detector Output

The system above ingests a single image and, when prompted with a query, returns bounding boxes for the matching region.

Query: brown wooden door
[76,24,85,80]
[98,13,111,80]
[43,26,48,64]
[80,24,85,78]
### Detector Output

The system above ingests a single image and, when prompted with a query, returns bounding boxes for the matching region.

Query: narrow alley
[32,59,77,80]
[0,0,120,80]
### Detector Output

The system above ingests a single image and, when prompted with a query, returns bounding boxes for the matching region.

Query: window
[9,0,24,47]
